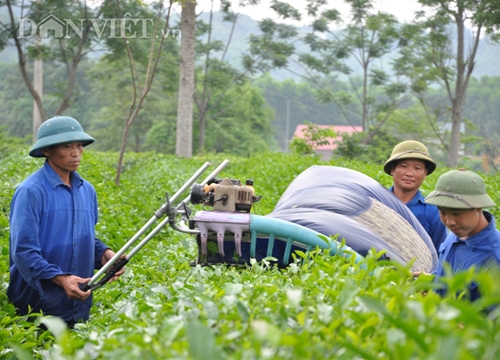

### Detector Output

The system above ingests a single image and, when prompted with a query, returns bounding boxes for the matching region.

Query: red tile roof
[293,124,363,150]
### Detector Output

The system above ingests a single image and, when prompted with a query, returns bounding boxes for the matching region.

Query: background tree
[0,59,97,138]
[194,0,286,152]
[335,128,399,164]
[255,0,412,146]
[254,74,356,150]
[101,0,175,185]
[0,0,106,136]
[406,0,500,167]
[176,0,196,157]
[464,76,500,169]
[304,0,413,143]
[1,0,500,171]
[289,121,336,156]
[199,84,276,156]
[85,53,178,154]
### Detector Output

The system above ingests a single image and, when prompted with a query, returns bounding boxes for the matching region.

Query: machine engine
[190,178,261,213]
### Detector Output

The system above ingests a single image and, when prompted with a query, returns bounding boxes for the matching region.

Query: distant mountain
[473,36,500,77]
[2,7,500,79]
[197,11,500,80]
[196,11,312,81]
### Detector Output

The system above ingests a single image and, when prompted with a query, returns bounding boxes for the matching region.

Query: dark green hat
[384,140,436,175]
[425,168,496,209]
[30,116,94,158]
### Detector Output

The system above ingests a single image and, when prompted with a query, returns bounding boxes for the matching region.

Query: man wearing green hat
[425,168,500,301]
[384,140,448,251]
[7,116,124,327]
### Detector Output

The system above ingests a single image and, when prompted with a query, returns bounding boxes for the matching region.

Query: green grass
[1,146,500,359]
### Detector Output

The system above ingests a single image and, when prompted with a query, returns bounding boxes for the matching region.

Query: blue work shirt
[390,187,448,252]
[434,212,500,301]
[7,161,108,323]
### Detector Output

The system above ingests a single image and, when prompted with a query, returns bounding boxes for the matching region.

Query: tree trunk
[6,0,47,124]
[113,0,173,186]
[175,0,196,157]
[33,33,43,140]
[362,62,368,134]
[446,5,481,168]
[6,0,104,135]
[55,58,79,115]
[198,114,206,150]
[448,98,463,167]
[115,122,132,185]
[448,7,466,168]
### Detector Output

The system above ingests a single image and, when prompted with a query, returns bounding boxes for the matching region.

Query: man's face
[42,142,84,174]
[391,159,428,192]
[438,207,483,239]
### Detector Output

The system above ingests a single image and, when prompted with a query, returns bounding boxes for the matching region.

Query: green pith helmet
[29,116,94,158]
[384,140,436,175]
[425,168,496,209]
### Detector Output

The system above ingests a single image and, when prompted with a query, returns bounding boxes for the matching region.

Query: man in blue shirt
[384,140,448,252]
[425,168,500,301]
[7,116,124,327]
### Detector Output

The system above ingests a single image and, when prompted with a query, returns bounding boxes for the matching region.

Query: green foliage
[0,60,99,139]
[334,131,368,159]
[289,121,336,156]
[335,129,400,165]
[1,13,500,165]
[254,74,356,152]
[2,147,500,358]
[86,56,179,153]
[178,2,288,157]
[0,125,28,149]
[198,86,277,157]
[290,0,408,134]
[398,0,500,167]
[100,1,167,65]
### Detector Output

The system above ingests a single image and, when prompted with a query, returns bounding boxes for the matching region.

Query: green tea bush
[1,146,500,359]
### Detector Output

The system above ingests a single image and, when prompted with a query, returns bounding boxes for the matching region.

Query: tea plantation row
[1,145,500,359]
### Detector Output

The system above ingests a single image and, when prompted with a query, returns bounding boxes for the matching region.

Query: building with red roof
[292,124,363,159]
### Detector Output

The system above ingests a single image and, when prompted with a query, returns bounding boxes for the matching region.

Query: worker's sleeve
[92,191,110,269]
[427,205,448,252]
[9,187,69,293]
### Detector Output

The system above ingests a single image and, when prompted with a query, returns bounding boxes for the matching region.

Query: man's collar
[390,186,424,204]
[451,212,495,250]
[42,161,83,189]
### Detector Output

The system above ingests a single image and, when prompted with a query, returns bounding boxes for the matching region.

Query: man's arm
[427,205,448,251]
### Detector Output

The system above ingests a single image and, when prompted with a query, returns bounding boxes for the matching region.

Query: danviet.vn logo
[17,13,181,40]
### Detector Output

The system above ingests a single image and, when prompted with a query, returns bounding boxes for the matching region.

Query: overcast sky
[192,0,427,25]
